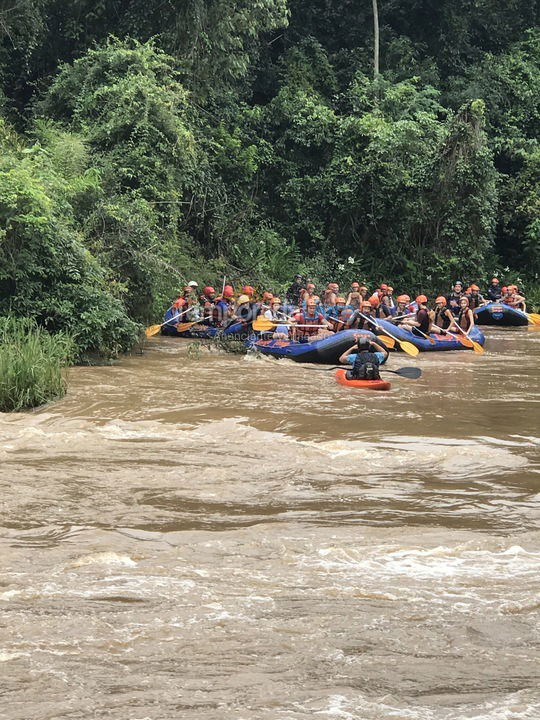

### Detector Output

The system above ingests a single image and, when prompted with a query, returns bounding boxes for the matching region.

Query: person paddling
[449,296,475,336]
[293,299,330,341]
[339,336,389,381]
[432,296,453,334]
[399,295,432,336]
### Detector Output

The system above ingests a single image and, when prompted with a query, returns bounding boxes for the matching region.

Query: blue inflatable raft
[474,303,528,327]
[248,329,379,363]
[372,319,485,351]
[162,321,245,338]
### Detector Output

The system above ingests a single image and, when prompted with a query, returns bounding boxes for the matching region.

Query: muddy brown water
[1,328,539,719]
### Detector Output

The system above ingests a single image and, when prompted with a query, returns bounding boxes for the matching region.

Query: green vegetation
[0,318,74,411]
[0,0,538,360]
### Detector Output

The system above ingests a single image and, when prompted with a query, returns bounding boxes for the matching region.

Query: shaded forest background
[0,0,539,356]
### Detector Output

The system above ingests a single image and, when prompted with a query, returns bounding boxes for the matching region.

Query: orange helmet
[242,285,254,296]
[460,296,470,304]
[396,295,408,303]
[336,297,346,304]
[362,300,372,309]
[416,295,428,304]
[368,295,380,307]
[435,296,447,305]
[470,284,479,291]
[271,297,281,304]
[262,291,274,300]
[306,283,315,290]
[306,299,317,307]
[223,285,234,298]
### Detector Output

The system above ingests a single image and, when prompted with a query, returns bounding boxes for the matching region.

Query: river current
[1,327,539,719]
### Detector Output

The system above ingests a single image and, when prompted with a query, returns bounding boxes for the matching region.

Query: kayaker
[292,299,330,341]
[432,296,453,334]
[468,284,486,309]
[446,281,464,316]
[486,277,502,301]
[286,274,305,305]
[339,336,389,381]
[449,296,475,335]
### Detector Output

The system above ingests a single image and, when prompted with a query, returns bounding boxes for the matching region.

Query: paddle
[432,323,484,354]
[412,327,437,345]
[526,312,540,326]
[319,365,422,379]
[145,307,190,338]
[357,312,419,357]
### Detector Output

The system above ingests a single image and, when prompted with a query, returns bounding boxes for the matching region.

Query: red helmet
[416,295,428,304]
[223,285,234,298]
[501,286,508,293]
[242,285,254,295]
[203,286,215,295]
[262,291,274,300]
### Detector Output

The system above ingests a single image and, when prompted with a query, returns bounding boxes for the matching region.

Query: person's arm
[370,340,389,363]
[339,343,358,364]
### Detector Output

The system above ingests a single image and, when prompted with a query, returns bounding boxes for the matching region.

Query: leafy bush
[0,317,74,411]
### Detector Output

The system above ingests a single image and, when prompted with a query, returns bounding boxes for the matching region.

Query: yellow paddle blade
[175,322,198,333]
[471,340,484,354]
[457,334,474,348]
[396,340,420,357]
[528,313,540,325]
[252,316,275,332]
[378,335,396,349]
[145,324,162,338]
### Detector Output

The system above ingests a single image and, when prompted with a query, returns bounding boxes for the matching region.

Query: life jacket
[327,306,346,331]
[296,311,324,336]
[458,308,473,331]
[349,351,381,381]
[416,308,430,334]
[434,308,450,330]
[468,293,483,309]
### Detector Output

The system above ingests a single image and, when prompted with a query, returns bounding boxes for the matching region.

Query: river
[1,327,539,719]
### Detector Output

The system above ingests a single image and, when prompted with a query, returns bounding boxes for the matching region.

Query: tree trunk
[372,0,380,78]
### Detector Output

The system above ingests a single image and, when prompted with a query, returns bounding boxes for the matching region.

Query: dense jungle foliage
[0,0,539,356]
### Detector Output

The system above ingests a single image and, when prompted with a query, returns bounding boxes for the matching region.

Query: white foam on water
[68,551,137,568]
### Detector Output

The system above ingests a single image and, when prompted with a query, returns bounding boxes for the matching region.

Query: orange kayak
[335,368,391,391]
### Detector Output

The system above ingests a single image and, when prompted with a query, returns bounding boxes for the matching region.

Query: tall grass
[0,318,75,412]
